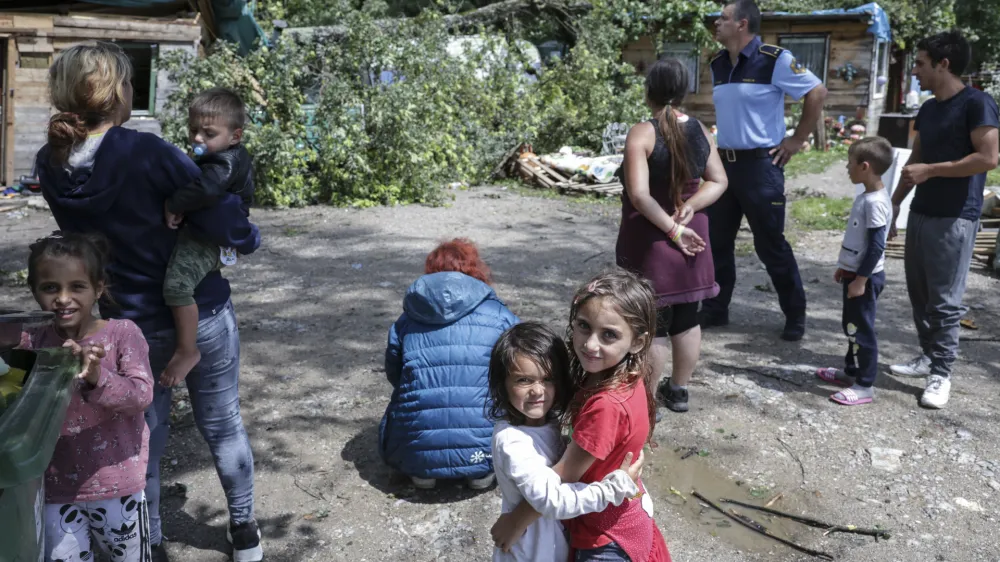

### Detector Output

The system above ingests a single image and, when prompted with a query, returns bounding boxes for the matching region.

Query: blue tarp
[808,3,891,43]
[78,0,267,55]
[709,3,891,43]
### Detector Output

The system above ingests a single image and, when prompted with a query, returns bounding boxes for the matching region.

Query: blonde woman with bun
[36,42,263,562]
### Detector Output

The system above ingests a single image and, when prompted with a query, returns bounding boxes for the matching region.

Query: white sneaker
[890,355,932,377]
[411,476,436,489]
[466,473,496,490]
[920,375,951,409]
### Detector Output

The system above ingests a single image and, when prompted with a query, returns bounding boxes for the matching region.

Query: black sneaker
[698,309,729,329]
[781,315,806,342]
[658,382,689,413]
[227,519,263,562]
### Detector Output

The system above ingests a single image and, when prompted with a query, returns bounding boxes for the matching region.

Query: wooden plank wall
[623,19,879,131]
[4,13,200,181]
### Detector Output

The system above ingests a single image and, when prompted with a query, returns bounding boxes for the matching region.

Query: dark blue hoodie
[37,126,261,334]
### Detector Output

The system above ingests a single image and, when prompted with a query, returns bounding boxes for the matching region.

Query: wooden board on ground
[886,230,996,270]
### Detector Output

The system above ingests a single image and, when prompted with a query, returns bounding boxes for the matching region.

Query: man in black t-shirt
[888,31,999,409]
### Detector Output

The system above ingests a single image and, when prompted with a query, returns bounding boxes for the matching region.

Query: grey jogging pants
[903,212,978,377]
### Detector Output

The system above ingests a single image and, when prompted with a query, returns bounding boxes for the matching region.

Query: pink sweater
[20,319,153,503]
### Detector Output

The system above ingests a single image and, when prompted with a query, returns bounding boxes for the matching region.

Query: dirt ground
[2,168,1000,561]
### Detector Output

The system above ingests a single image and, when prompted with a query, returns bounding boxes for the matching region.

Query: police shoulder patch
[758,44,784,58]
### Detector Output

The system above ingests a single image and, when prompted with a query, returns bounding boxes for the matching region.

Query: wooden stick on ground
[710,362,804,386]
[692,491,834,560]
[719,498,892,540]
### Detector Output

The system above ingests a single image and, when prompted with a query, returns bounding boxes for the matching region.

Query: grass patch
[988,167,1000,187]
[784,147,847,179]
[735,240,755,257]
[789,196,853,231]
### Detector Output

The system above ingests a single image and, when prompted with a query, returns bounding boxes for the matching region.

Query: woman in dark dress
[617,58,728,414]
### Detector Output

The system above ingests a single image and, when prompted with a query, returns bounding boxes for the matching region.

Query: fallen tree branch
[692,491,834,560]
[719,497,891,540]
[777,437,806,486]
[286,0,594,42]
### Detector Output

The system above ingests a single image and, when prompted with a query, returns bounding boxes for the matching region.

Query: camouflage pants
[163,228,221,307]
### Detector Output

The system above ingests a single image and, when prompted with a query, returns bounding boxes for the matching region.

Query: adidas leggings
[45,491,151,562]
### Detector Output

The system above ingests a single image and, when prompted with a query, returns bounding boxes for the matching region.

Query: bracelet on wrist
[670,225,684,243]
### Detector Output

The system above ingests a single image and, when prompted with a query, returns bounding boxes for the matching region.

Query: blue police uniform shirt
[711,36,822,150]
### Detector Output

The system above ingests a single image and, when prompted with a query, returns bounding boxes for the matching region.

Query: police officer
[701,0,828,341]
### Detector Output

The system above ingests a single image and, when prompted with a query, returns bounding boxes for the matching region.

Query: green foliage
[163,0,716,207]
[160,43,319,207]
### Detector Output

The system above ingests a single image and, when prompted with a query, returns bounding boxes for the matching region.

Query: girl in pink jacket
[20,231,153,562]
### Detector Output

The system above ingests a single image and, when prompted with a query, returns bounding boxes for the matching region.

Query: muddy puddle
[644,446,816,556]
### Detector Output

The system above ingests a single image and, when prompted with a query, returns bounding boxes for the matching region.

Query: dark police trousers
[841,270,884,387]
[703,154,806,318]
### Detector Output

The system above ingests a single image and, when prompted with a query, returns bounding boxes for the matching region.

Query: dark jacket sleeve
[166,151,239,214]
[856,226,887,278]
[185,194,260,255]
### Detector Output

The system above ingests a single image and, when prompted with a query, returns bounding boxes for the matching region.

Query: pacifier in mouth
[192,143,208,157]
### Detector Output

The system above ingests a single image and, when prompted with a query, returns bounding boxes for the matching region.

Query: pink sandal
[830,388,873,406]
[815,367,853,387]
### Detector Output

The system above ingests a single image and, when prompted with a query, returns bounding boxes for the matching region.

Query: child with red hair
[380,238,518,489]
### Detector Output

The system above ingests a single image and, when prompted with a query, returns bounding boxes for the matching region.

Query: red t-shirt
[566,382,650,549]
[565,381,671,561]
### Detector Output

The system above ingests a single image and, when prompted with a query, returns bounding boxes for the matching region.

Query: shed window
[778,35,829,84]
[661,43,699,93]
[873,40,890,97]
[118,42,159,114]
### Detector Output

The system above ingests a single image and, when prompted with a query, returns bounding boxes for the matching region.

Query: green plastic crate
[0,343,79,562]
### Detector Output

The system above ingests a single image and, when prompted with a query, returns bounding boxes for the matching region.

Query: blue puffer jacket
[379,271,518,480]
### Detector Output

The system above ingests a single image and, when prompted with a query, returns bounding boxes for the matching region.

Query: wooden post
[4,38,15,186]
[813,109,826,151]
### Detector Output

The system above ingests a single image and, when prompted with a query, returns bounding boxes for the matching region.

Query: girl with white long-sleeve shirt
[487,323,643,562]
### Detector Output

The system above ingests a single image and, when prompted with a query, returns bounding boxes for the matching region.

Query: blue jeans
[143,300,255,545]
[575,542,631,561]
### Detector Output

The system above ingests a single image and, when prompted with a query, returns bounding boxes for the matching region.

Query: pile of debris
[496,143,624,197]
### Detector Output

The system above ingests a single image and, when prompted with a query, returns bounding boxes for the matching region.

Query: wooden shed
[0,0,266,187]
[0,12,203,184]
[623,3,893,135]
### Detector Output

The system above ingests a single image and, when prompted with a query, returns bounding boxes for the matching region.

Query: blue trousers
[842,271,885,387]
[703,156,806,318]
[142,300,256,545]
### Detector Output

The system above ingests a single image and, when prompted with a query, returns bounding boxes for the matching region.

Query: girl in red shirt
[492,269,670,562]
